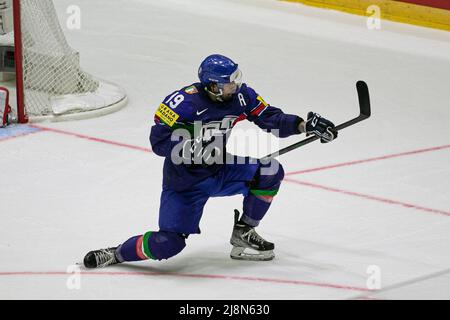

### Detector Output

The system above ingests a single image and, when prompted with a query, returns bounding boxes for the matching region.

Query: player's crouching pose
[83,54,338,268]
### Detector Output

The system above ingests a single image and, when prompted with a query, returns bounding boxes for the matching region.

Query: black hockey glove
[305,112,338,143]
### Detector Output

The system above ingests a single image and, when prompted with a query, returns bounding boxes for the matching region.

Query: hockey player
[83,54,338,268]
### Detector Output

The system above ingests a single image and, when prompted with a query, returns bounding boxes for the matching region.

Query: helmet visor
[218,68,242,95]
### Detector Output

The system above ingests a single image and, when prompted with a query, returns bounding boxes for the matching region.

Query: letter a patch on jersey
[155,103,180,127]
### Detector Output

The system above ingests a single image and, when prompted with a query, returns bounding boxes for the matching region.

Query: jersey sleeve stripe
[250,103,268,117]
[232,113,248,126]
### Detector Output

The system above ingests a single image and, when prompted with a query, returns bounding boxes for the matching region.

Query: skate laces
[95,249,116,268]
[242,228,265,245]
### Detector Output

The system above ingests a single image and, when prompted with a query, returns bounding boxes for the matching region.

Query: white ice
[1,0,449,299]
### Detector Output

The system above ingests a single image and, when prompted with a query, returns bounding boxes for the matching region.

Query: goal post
[12,0,25,123]
[1,0,127,123]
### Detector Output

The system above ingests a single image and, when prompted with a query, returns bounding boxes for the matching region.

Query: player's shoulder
[181,83,203,97]
[159,83,203,115]
[162,83,197,102]
[156,83,209,127]
[236,83,265,109]
[238,83,257,99]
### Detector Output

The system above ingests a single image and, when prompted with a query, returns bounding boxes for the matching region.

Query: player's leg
[219,155,284,227]
[114,231,188,262]
[83,187,209,268]
[242,158,284,227]
[218,156,285,261]
[83,231,188,269]
[116,187,209,262]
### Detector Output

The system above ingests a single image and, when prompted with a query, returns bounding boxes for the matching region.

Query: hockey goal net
[0,0,127,123]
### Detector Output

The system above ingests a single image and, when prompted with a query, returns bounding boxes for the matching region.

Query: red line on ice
[285,144,450,176]
[10,124,449,217]
[0,271,370,292]
[284,178,450,217]
[28,124,152,153]
[29,124,448,176]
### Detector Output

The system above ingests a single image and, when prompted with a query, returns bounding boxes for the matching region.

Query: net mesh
[19,0,99,116]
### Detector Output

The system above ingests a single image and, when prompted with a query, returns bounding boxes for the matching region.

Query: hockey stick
[261,81,371,161]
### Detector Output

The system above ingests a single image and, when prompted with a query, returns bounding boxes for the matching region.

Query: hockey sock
[116,231,186,262]
[242,159,284,227]
[242,191,276,227]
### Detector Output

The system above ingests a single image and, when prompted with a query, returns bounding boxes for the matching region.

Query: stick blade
[356,81,371,118]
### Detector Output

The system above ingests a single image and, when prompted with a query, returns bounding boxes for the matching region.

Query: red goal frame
[12,0,27,123]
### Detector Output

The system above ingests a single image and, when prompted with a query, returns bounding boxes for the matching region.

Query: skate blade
[230,246,274,261]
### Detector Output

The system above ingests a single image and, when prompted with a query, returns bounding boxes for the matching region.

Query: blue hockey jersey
[150,83,302,191]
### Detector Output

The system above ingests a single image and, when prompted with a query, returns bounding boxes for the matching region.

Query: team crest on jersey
[184,86,198,95]
[155,103,180,127]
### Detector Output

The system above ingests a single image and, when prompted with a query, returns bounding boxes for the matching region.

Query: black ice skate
[230,210,275,261]
[83,247,121,268]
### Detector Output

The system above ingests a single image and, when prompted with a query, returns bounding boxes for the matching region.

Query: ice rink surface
[1,0,449,299]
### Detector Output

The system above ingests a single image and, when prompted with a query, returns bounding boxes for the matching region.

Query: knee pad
[248,160,284,202]
[253,159,284,190]
[144,231,186,261]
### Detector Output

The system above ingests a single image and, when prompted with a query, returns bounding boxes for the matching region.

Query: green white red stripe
[135,236,147,260]
[135,233,156,260]
[142,232,156,260]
